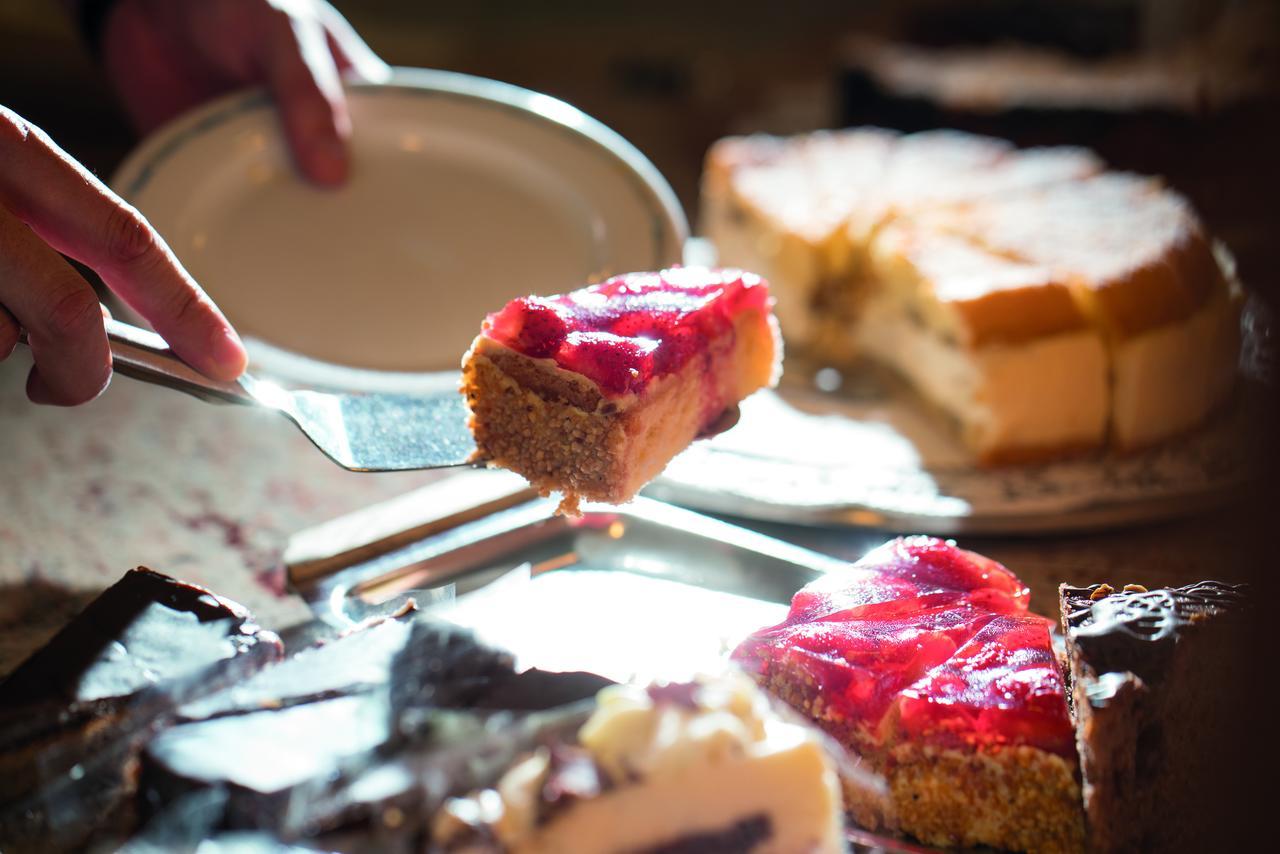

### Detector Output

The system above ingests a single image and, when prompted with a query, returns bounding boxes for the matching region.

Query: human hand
[98,0,389,186]
[0,106,247,405]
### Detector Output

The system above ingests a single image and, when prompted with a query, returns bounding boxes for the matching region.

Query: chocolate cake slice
[0,567,282,851]
[1060,581,1253,852]
[138,618,611,838]
[390,619,613,738]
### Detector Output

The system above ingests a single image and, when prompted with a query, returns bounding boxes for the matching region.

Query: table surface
[0,347,1272,678]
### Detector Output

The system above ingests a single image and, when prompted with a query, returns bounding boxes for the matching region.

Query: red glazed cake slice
[461,267,781,512]
[733,537,1083,853]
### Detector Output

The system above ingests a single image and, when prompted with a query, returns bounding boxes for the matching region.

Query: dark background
[2,0,1278,311]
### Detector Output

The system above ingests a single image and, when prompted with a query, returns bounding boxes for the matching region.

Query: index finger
[0,107,247,381]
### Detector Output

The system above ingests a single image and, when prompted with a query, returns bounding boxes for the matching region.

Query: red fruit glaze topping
[733,536,1076,758]
[481,267,771,396]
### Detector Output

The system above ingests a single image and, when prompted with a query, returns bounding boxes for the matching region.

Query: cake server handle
[17,316,252,405]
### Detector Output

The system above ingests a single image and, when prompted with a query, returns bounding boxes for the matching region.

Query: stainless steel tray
[288,494,936,853]
[294,496,846,683]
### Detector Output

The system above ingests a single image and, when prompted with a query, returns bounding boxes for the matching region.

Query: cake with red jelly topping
[461,267,780,512]
[733,537,1083,853]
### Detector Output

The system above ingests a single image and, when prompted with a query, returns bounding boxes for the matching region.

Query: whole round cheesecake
[703,128,1240,463]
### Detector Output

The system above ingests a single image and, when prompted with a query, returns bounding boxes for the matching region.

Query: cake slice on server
[461,268,781,513]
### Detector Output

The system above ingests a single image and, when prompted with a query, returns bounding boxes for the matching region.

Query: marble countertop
[0,350,446,673]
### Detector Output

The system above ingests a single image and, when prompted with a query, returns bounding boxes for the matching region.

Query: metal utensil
[29,318,476,471]
[21,318,739,472]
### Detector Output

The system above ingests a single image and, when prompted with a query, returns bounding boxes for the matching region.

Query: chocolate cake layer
[138,614,424,832]
[0,568,281,852]
[390,619,612,738]
[177,613,415,722]
[139,617,610,840]
[1060,581,1254,853]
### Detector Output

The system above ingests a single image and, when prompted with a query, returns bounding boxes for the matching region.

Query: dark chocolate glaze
[177,615,414,722]
[640,814,774,854]
[141,617,611,840]
[0,568,281,852]
[390,620,611,736]
[1063,580,1249,688]
[0,567,275,713]
[141,692,393,829]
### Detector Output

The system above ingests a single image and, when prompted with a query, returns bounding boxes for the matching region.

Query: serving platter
[647,245,1270,535]
[648,361,1264,535]
[291,493,846,684]
[286,488,934,853]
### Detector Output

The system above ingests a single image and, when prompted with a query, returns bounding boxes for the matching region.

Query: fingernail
[26,370,54,405]
[309,138,349,186]
[27,368,111,406]
[209,327,249,381]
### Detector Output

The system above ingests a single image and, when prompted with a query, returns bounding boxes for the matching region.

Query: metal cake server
[45,318,477,471]
[22,318,739,472]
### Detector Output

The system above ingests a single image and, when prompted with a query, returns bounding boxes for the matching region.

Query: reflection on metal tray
[299,497,847,684]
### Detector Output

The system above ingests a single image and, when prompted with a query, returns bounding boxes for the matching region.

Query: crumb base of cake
[462,308,778,513]
[763,671,1083,854]
[462,352,630,512]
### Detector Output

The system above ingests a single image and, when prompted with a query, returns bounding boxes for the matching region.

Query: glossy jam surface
[733,537,1075,757]
[482,267,770,396]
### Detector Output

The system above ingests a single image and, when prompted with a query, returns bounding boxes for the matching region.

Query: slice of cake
[703,127,1239,460]
[0,568,282,850]
[1059,581,1252,852]
[733,537,1083,853]
[432,672,848,853]
[701,130,896,356]
[861,222,1108,461]
[461,268,781,512]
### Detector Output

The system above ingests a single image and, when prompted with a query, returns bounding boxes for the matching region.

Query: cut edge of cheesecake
[860,221,1110,463]
[917,171,1243,451]
[431,673,850,854]
[461,303,780,514]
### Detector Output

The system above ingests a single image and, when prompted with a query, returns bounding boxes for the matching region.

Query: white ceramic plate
[648,373,1263,535]
[113,69,686,388]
